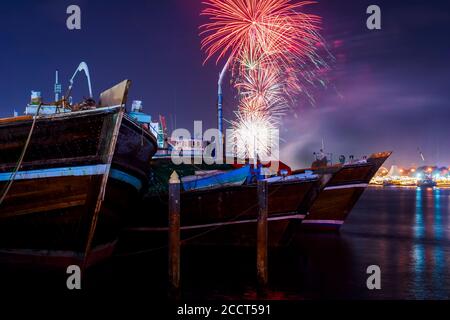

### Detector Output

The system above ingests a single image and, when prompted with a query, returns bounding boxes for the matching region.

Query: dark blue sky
[1,0,449,168]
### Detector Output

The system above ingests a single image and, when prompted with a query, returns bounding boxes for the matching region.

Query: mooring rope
[0,104,42,207]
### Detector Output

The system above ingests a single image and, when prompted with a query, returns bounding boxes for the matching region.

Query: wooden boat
[181,165,251,191]
[0,80,157,268]
[120,158,334,250]
[293,151,392,232]
[417,178,436,188]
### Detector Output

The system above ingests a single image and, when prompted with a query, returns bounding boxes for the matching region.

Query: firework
[200,0,323,64]
[200,0,328,102]
[200,0,329,160]
[234,66,288,115]
[228,94,282,160]
[228,109,278,160]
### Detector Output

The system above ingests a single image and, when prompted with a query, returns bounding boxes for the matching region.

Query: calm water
[1,187,449,300]
[293,186,450,300]
[338,186,450,299]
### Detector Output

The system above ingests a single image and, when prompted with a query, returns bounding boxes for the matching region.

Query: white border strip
[127,214,306,232]
[324,183,368,191]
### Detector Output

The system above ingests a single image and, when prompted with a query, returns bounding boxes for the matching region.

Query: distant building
[170,138,207,157]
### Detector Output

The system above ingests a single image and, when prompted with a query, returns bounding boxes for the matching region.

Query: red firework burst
[200,0,323,65]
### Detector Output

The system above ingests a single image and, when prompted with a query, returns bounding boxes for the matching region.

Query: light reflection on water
[431,188,445,297]
[413,187,425,299]
[182,187,450,300]
[340,187,450,299]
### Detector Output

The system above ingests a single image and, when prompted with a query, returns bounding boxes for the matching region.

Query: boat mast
[54,70,62,103]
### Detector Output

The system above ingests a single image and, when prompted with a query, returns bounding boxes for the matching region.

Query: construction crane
[65,61,93,104]
[417,147,425,163]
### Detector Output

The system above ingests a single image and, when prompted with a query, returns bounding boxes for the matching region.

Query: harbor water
[1,187,449,300]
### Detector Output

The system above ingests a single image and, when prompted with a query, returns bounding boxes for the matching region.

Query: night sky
[1,0,449,169]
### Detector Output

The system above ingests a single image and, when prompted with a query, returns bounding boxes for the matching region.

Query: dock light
[411,168,416,173]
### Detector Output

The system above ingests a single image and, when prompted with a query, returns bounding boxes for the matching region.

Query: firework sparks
[228,109,278,159]
[200,0,323,64]
[200,0,328,104]
[200,0,329,160]
[234,66,288,116]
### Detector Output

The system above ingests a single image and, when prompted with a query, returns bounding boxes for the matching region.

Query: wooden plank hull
[300,151,392,232]
[121,176,325,250]
[113,114,157,181]
[0,107,157,268]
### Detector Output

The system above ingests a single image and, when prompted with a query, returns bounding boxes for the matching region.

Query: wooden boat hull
[0,107,157,268]
[299,151,392,232]
[181,165,250,192]
[121,175,327,250]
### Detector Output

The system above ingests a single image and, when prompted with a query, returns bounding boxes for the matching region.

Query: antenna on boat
[54,70,62,102]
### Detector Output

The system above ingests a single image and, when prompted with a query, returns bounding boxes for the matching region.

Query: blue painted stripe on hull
[0,164,109,182]
[182,165,250,191]
[0,164,142,192]
[109,169,142,191]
